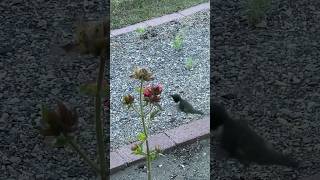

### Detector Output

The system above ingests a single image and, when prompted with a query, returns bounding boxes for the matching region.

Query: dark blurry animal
[211,103,299,168]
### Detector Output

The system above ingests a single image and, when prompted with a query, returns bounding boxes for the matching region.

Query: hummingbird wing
[179,99,203,114]
[179,99,192,112]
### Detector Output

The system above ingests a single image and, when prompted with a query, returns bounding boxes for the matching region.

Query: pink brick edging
[110,2,210,37]
[165,116,210,145]
[110,116,210,174]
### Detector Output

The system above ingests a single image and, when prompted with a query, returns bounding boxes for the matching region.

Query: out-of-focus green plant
[246,0,271,26]
[37,17,109,180]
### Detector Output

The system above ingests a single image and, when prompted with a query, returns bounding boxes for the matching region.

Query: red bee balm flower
[143,86,152,97]
[153,84,163,95]
[143,84,163,103]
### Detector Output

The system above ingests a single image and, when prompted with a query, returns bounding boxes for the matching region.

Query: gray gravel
[1,0,107,179]
[110,11,210,150]
[212,0,320,179]
[111,138,210,180]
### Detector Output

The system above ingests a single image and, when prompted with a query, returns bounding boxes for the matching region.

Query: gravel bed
[211,0,320,179]
[1,1,108,179]
[110,11,210,150]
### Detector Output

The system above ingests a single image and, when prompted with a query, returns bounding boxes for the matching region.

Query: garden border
[110,2,210,37]
[110,116,210,174]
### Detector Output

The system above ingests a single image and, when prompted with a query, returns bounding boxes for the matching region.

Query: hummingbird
[170,94,204,115]
[211,103,299,168]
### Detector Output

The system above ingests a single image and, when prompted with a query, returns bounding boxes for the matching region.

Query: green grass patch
[185,57,194,70]
[172,33,184,50]
[111,0,208,29]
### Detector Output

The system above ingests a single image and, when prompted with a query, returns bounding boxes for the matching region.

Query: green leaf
[79,81,109,97]
[137,132,147,141]
[149,151,157,161]
[135,27,146,34]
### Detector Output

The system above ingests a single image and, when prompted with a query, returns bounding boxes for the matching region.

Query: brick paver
[111,22,148,37]
[143,132,176,150]
[144,13,184,27]
[165,116,210,145]
[115,143,145,165]
[110,151,127,173]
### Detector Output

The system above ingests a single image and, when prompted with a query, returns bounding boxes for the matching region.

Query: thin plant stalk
[64,135,100,174]
[94,51,107,180]
[139,80,152,180]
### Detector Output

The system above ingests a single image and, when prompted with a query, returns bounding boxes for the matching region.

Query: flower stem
[95,51,107,180]
[139,81,152,180]
[65,135,100,174]
[132,104,142,117]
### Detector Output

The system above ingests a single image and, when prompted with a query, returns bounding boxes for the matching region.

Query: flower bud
[123,95,134,105]
[131,144,139,151]
[155,145,162,153]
